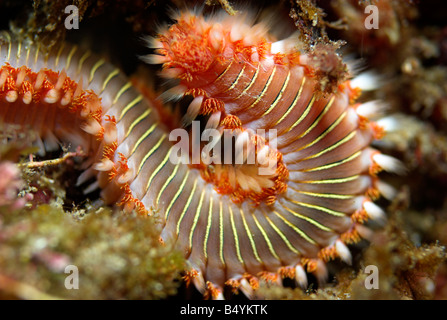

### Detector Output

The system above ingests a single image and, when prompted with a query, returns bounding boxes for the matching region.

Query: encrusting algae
[0,174,184,300]
[0,127,184,300]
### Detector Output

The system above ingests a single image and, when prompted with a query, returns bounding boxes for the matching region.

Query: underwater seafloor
[0,0,446,300]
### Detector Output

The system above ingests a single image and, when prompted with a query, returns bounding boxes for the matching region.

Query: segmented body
[0,9,400,299]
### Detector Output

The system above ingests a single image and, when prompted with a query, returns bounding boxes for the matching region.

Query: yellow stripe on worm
[176,177,199,236]
[252,213,280,260]
[136,133,167,174]
[164,170,190,220]
[280,202,335,231]
[273,210,317,245]
[65,45,78,71]
[286,94,315,133]
[155,163,180,205]
[129,122,157,155]
[126,108,151,138]
[203,197,214,259]
[276,76,306,126]
[119,94,143,121]
[235,63,260,100]
[245,66,276,110]
[113,81,132,104]
[239,207,263,264]
[101,68,120,93]
[77,50,91,75]
[144,146,173,195]
[285,198,347,217]
[303,130,357,161]
[222,64,245,93]
[89,59,106,83]
[302,150,361,172]
[265,214,300,254]
[188,188,206,250]
[229,205,245,266]
[263,71,290,116]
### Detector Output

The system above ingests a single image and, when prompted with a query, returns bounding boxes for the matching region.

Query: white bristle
[83,180,99,194]
[61,91,72,106]
[141,54,170,65]
[295,264,308,289]
[257,145,270,166]
[335,240,352,265]
[55,70,67,90]
[254,174,275,189]
[142,35,163,49]
[350,71,380,91]
[0,69,8,88]
[363,201,387,224]
[271,40,286,54]
[34,71,45,90]
[76,168,95,186]
[184,96,203,125]
[214,290,224,300]
[15,67,27,87]
[93,159,115,172]
[81,119,102,135]
[103,125,118,144]
[192,270,206,294]
[117,168,134,184]
[73,79,83,98]
[43,131,60,151]
[209,24,223,50]
[22,91,32,104]
[228,166,236,189]
[237,172,250,191]
[5,90,18,103]
[244,175,262,193]
[205,111,221,130]
[160,84,187,102]
[356,100,387,119]
[44,89,60,104]
[239,278,254,299]
[230,24,244,42]
[314,259,328,284]
[376,180,398,200]
[159,67,184,79]
[372,153,406,175]
[376,115,400,132]
[355,224,373,241]
[36,136,45,156]
[243,34,256,47]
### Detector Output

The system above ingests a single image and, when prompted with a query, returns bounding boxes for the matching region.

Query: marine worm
[0,8,403,299]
